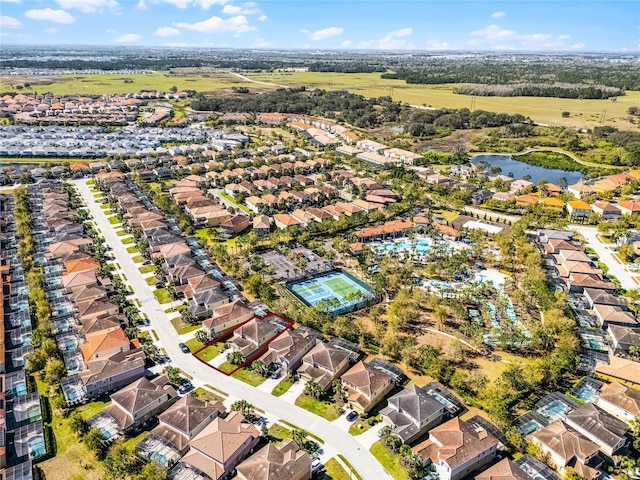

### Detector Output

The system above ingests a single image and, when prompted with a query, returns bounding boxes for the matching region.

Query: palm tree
[230,399,254,420]
[195,329,210,345]
[292,429,307,450]
[227,351,245,366]
[251,360,269,377]
[304,380,324,400]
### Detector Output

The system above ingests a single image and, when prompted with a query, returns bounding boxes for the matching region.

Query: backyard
[369,441,409,480]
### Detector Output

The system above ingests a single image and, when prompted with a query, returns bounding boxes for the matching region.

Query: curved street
[73,179,391,480]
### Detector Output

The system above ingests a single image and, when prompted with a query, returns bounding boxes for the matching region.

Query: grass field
[322,458,351,480]
[121,237,134,244]
[196,342,226,361]
[138,264,155,274]
[232,367,266,386]
[131,255,145,263]
[271,378,293,397]
[170,316,201,335]
[145,276,157,286]
[191,386,224,403]
[244,71,640,129]
[295,394,342,421]
[153,287,172,304]
[126,245,139,254]
[7,71,245,96]
[219,191,251,214]
[369,442,409,480]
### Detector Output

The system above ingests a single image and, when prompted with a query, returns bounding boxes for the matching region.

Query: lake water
[471,154,582,185]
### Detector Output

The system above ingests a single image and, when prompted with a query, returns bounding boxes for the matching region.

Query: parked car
[178,382,193,394]
[155,282,164,289]
[346,411,358,422]
[178,343,190,354]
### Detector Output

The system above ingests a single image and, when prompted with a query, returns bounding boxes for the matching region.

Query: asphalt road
[74,179,390,479]
[569,224,639,291]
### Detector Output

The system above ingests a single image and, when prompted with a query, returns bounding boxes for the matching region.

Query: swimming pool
[572,383,599,402]
[376,238,432,255]
[519,420,543,436]
[538,400,569,421]
[28,435,46,458]
[13,381,27,397]
[149,451,169,466]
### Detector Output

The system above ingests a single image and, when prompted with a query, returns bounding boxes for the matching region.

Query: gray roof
[565,402,628,452]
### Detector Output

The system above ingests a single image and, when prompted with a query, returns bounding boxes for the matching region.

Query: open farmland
[243,71,640,129]
[1,71,248,96]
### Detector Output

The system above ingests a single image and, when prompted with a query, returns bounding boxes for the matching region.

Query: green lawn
[370,442,409,480]
[121,237,134,244]
[153,288,172,304]
[232,367,266,387]
[116,230,127,236]
[322,458,351,480]
[132,255,145,263]
[191,387,224,403]
[217,361,237,373]
[139,264,155,274]
[87,180,96,185]
[197,343,226,362]
[145,276,158,286]
[295,394,342,421]
[100,204,110,210]
[170,317,201,335]
[219,191,251,214]
[268,423,293,443]
[107,216,120,224]
[271,379,293,397]
[126,246,139,254]
[348,416,379,436]
[185,337,206,352]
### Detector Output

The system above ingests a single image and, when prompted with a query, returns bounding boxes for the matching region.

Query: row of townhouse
[335,139,423,166]
[168,181,232,227]
[0,193,44,478]
[98,173,232,320]
[30,181,147,407]
[569,170,640,198]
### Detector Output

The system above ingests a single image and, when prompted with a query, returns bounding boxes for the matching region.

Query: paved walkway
[73,179,391,479]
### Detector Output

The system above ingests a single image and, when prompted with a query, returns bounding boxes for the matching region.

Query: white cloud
[174,14,255,36]
[137,0,147,8]
[341,39,352,47]
[55,0,117,13]
[160,0,228,8]
[24,8,76,24]
[221,2,260,15]
[0,15,21,28]
[302,26,343,41]
[45,27,58,33]
[570,42,585,49]
[0,0,22,3]
[377,28,415,50]
[115,33,142,42]
[426,39,450,50]
[469,23,577,50]
[491,11,506,18]
[257,14,267,21]
[154,26,181,36]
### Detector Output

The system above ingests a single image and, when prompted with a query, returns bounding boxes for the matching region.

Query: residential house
[273,214,301,230]
[202,301,255,337]
[568,183,595,198]
[80,328,136,362]
[608,325,640,356]
[616,201,640,216]
[259,328,318,376]
[529,421,602,480]
[341,361,394,414]
[567,201,592,221]
[583,289,628,310]
[252,215,271,234]
[592,202,621,220]
[220,215,250,238]
[175,412,260,480]
[412,417,499,480]
[595,355,640,388]
[227,318,282,359]
[297,342,352,391]
[565,403,628,456]
[136,395,226,466]
[76,349,146,400]
[510,179,534,193]
[380,384,448,444]
[475,459,529,480]
[595,381,640,423]
[96,376,177,435]
[592,304,638,328]
[235,439,312,480]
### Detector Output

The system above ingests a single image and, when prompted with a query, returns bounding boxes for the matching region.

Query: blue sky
[1,0,638,51]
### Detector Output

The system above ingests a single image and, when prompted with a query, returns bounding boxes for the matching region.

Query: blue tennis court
[289,271,375,314]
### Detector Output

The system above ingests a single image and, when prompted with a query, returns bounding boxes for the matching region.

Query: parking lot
[259,247,330,281]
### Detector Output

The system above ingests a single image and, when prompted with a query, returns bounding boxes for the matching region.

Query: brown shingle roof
[235,439,312,480]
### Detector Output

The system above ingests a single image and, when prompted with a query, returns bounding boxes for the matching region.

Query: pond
[471,154,582,185]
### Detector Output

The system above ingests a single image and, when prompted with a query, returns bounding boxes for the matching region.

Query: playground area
[288,270,376,314]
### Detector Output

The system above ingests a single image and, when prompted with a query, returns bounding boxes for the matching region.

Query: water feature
[376,238,432,255]
[471,154,583,185]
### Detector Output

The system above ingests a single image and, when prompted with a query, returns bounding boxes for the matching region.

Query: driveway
[73,179,391,479]
[569,224,640,290]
